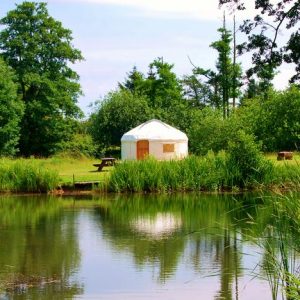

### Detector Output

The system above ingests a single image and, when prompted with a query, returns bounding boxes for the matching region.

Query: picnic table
[93,157,116,171]
[277,151,293,161]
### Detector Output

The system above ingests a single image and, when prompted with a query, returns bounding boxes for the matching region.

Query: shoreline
[0,183,299,197]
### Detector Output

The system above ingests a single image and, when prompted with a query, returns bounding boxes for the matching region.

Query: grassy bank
[0,151,299,193]
[0,155,109,193]
[102,153,300,193]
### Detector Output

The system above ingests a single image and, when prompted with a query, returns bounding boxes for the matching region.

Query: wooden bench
[277,151,293,161]
[93,157,116,171]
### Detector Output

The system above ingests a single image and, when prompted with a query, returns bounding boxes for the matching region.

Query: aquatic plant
[246,193,300,300]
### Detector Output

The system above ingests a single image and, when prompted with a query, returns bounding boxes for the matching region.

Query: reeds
[272,160,300,190]
[107,152,272,193]
[248,193,300,300]
[0,158,59,193]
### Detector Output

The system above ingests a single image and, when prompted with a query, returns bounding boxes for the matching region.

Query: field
[39,155,112,184]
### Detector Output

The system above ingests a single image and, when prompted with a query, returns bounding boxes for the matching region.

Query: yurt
[121,119,188,160]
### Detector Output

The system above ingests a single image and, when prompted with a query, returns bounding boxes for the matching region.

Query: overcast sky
[0,0,294,115]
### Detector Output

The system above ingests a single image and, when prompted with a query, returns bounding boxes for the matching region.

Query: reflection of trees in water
[94,193,248,293]
[0,196,82,299]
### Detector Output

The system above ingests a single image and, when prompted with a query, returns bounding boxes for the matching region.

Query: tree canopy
[219,0,300,82]
[0,58,24,156]
[0,1,83,156]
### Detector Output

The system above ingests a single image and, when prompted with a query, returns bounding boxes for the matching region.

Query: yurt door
[137,140,149,160]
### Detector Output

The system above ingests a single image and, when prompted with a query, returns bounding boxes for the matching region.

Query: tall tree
[144,58,183,109]
[118,66,145,95]
[0,58,24,156]
[193,21,242,118]
[0,2,83,156]
[219,0,300,83]
[211,26,233,118]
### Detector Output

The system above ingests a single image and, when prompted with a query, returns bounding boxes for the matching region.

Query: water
[0,193,297,299]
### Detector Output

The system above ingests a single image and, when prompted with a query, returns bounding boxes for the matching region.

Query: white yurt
[121,119,188,160]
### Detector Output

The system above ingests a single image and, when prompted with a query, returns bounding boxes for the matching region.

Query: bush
[59,133,97,158]
[226,130,274,187]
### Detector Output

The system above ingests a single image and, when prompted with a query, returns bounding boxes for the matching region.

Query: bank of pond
[0,192,300,299]
[0,152,299,194]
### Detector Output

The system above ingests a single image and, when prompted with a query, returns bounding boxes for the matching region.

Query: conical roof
[121,119,188,142]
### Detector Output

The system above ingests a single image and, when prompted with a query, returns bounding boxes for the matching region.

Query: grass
[100,152,300,193]
[0,152,299,193]
[40,155,111,184]
[246,192,300,300]
[0,155,110,192]
[0,158,59,192]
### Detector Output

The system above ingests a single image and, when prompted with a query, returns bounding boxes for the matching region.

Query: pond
[0,193,299,299]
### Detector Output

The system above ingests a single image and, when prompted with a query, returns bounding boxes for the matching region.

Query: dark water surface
[0,193,297,299]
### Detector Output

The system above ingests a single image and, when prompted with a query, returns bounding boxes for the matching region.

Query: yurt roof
[121,119,188,142]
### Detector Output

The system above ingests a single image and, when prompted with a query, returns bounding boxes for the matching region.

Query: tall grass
[246,193,300,300]
[271,160,300,189]
[0,159,59,193]
[105,131,300,193]
[106,151,274,193]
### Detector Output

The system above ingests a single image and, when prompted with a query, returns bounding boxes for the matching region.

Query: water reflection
[0,193,299,299]
[94,194,249,293]
[0,196,82,299]
[131,213,182,238]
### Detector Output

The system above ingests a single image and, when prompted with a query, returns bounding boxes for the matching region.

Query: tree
[211,27,234,118]
[119,66,145,95]
[191,23,242,118]
[242,86,300,151]
[219,0,300,83]
[0,2,83,156]
[0,58,24,156]
[89,90,152,148]
[143,58,184,109]
[181,73,217,108]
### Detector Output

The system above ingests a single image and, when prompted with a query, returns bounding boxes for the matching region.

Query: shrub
[226,130,274,187]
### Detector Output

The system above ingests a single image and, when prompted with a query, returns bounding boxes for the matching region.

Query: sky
[0,0,294,115]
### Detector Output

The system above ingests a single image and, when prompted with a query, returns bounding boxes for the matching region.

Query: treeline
[0,1,299,158]
[90,62,300,155]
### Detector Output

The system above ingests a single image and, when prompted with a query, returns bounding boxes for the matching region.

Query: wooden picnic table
[277,151,293,161]
[93,157,116,171]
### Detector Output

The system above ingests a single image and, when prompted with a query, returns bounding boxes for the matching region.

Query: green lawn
[38,156,113,184]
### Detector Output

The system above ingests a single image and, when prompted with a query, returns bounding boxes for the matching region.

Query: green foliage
[60,133,97,158]
[240,86,300,151]
[188,25,242,117]
[145,58,183,108]
[0,158,59,192]
[187,107,242,155]
[119,66,145,95]
[0,2,83,156]
[89,90,152,148]
[219,0,300,83]
[226,130,273,187]
[0,58,24,156]
[107,154,229,193]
